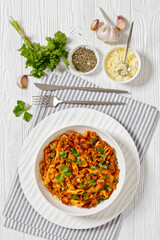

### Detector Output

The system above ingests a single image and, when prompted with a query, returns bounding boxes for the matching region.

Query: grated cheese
[105,48,138,81]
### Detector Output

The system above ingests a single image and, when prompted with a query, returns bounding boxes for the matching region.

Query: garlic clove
[17,75,28,89]
[116,16,126,31]
[90,19,99,31]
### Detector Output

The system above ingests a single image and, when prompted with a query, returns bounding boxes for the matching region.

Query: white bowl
[69,45,99,75]
[103,45,141,84]
[35,125,126,216]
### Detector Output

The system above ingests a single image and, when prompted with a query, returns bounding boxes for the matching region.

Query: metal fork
[32,95,126,107]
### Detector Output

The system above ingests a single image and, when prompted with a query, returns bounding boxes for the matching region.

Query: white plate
[35,125,126,216]
[19,108,140,229]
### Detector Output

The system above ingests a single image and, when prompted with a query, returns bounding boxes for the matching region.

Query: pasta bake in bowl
[35,125,126,216]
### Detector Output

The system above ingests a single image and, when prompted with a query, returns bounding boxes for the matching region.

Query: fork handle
[62,100,126,105]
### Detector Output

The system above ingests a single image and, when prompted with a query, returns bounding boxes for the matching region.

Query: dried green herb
[72,47,97,72]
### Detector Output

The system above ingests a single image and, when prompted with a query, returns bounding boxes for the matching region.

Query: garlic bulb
[96,7,120,44]
[17,75,28,89]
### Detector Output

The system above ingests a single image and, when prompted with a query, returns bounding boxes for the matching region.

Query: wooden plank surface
[0,0,160,239]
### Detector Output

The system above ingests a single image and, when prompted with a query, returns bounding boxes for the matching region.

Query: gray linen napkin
[3,71,159,240]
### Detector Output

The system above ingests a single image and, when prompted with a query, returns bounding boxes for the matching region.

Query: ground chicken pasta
[40,131,120,208]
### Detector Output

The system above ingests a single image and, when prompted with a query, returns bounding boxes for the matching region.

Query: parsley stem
[25,105,32,111]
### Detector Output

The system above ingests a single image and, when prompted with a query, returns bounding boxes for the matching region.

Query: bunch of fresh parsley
[9,17,69,78]
[13,100,32,122]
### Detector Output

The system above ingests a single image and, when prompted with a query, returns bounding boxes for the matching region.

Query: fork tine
[32,99,49,102]
[32,96,50,100]
[32,103,48,107]
[32,101,47,103]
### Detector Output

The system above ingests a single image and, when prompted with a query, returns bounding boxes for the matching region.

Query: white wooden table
[0,0,160,239]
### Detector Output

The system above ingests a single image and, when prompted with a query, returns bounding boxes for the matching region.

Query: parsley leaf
[98,196,106,203]
[60,165,71,177]
[61,187,65,191]
[10,18,69,78]
[13,105,24,117]
[59,151,67,159]
[81,192,87,196]
[71,148,79,157]
[23,112,32,122]
[114,179,119,183]
[53,150,56,156]
[98,162,107,169]
[91,166,97,170]
[47,155,53,159]
[71,149,82,164]
[17,100,25,109]
[79,184,86,188]
[97,148,106,159]
[66,159,72,162]
[71,194,79,200]
[73,156,81,165]
[60,165,69,173]
[56,174,63,183]
[63,171,72,177]
[106,186,112,191]
[13,100,32,122]
[108,164,113,168]
[88,179,96,186]
[97,148,105,154]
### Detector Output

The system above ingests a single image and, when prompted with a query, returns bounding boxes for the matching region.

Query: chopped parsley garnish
[104,174,108,178]
[61,187,65,191]
[47,155,53,159]
[88,179,96,186]
[97,148,106,159]
[60,165,71,177]
[98,196,106,203]
[114,179,119,183]
[97,148,104,154]
[81,192,87,196]
[106,186,112,191]
[59,151,67,159]
[56,174,63,183]
[59,151,72,162]
[99,188,105,192]
[71,149,82,164]
[108,164,113,168]
[60,165,69,172]
[98,162,107,169]
[79,184,86,188]
[71,148,79,157]
[52,150,56,156]
[63,171,72,177]
[73,156,81,165]
[71,194,79,200]
[66,159,72,162]
[91,166,97,170]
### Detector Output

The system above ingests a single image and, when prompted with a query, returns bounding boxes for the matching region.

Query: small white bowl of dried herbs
[69,45,99,74]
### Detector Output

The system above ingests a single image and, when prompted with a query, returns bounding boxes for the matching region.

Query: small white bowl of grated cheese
[103,45,141,84]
